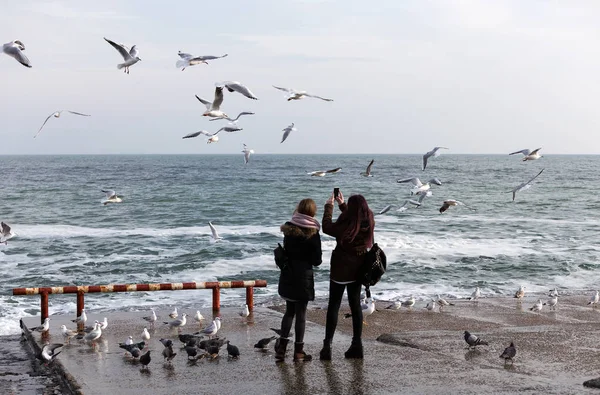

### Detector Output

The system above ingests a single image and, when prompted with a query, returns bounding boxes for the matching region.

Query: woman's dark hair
[337,194,374,248]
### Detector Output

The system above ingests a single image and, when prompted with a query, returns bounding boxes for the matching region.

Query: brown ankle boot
[275,338,289,362]
[293,342,312,362]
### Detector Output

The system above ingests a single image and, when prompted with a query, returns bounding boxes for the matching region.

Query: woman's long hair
[337,194,374,248]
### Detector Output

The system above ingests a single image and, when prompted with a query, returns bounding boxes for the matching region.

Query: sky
[2,0,600,155]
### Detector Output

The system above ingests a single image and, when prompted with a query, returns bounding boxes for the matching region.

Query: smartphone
[334,188,340,199]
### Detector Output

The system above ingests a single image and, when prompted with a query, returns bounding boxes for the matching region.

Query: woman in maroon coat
[319,191,374,360]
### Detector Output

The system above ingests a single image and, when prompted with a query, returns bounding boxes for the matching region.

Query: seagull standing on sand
[548,288,559,297]
[280,123,297,143]
[0,222,16,244]
[422,147,448,170]
[34,110,91,138]
[544,295,558,310]
[164,312,187,330]
[240,304,250,318]
[169,307,178,319]
[142,328,151,341]
[208,222,222,241]
[397,177,442,195]
[345,298,375,324]
[60,325,78,343]
[72,309,87,324]
[500,342,517,365]
[101,190,123,205]
[198,319,218,338]
[509,148,542,161]
[272,86,333,102]
[195,87,228,119]
[176,51,227,70]
[425,300,436,311]
[514,286,526,300]
[78,322,102,343]
[588,290,599,307]
[103,37,141,74]
[33,318,50,333]
[217,81,258,100]
[468,287,481,301]
[510,169,544,201]
[142,309,157,325]
[436,295,454,311]
[529,299,543,312]
[361,159,375,177]
[194,311,204,323]
[98,317,108,330]
[2,40,31,68]
[464,331,488,349]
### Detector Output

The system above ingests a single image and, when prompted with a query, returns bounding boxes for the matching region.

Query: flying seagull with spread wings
[439,199,475,213]
[422,147,448,171]
[209,112,255,123]
[195,87,227,119]
[242,144,254,164]
[509,148,542,161]
[2,40,31,68]
[34,110,91,138]
[273,86,333,102]
[281,123,297,143]
[509,168,544,201]
[104,37,141,74]
[361,160,374,177]
[176,51,228,71]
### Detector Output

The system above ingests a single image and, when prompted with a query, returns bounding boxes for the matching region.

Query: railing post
[246,287,254,311]
[212,287,220,311]
[40,291,49,324]
[77,291,85,330]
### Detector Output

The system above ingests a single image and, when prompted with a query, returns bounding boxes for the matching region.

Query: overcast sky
[1,0,599,155]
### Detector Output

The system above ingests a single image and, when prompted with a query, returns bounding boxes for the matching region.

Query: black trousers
[324,280,363,342]
[280,300,308,343]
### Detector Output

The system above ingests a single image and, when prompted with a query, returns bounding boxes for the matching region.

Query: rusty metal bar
[15,280,267,319]
[246,287,254,311]
[40,291,48,324]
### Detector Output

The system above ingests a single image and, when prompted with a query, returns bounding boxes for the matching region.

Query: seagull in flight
[307,168,342,177]
[209,112,255,123]
[2,40,31,68]
[195,87,228,119]
[216,81,258,100]
[281,123,296,143]
[397,177,442,195]
[361,159,374,177]
[34,110,91,138]
[103,37,141,74]
[422,147,448,170]
[242,144,254,164]
[377,199,421,214]
[273,86,333,102]
[509,168,544,201]
[439,199,475,214]
[0,222,16,244]
[509,148,542,161]
[101,190,123,205]
[181,130,219,144]
[176,51,228,71]
[209,222,222,241]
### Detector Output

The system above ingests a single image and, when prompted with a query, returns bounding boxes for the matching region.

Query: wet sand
[15,293,600,394]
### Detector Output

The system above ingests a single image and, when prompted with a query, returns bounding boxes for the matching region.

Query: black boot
[344,338,363,359]
[275,338,289,362]
[319,339,332,361]
[293,342,312,362]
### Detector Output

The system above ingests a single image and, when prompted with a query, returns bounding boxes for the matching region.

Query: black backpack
[358,243,387,288]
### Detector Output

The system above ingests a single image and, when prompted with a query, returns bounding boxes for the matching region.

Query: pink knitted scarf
[290,213,321,230]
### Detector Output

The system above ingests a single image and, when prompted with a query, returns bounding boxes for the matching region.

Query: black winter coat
[278,222,322,301]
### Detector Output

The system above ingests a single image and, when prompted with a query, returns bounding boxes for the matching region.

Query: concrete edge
[20,319,83,395]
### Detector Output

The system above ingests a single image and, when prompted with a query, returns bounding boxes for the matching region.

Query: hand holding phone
[334,188,340,199]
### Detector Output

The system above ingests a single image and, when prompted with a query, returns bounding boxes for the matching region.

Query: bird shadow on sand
[464,349,484,361]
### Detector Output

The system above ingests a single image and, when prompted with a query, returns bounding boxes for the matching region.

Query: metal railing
[13,280,268,325]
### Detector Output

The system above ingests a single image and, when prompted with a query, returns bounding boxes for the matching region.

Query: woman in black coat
[275,198,322,362]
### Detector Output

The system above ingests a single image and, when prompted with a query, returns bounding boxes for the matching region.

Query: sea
[0,154,598,336]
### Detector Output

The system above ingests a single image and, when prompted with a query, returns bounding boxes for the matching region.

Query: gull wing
[104,38,131,60]
[228,112,255,122]
[378,205,396,214]
[5,45,31,68]
[182,131,210,139]
[511,168,544,201]
[273,85,292,93]
[530,148,542,155]
[281,129,291,143]
[218,81,258,100]
[428,178,442,186]
[34,112,56,138]
[194,54,228,61]
[211,87,224,111]
[208,222,221,239]
[1,222,10,235]
[326,167,342,173]
[509,149,531,156]
[102,189,117,199]
[365,159,374,175]
[195,94,212,110]
[304,93,333,102]
[67,111,91,117]
[178,51,193,59]
[129,45,139,58]
[397,177,422,187]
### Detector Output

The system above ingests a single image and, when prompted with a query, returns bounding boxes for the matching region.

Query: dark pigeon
[254,336,276,351]
[464,331,489,349]
[226,340,240,359]
[140,350,151,369]
[500,342,517,365]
